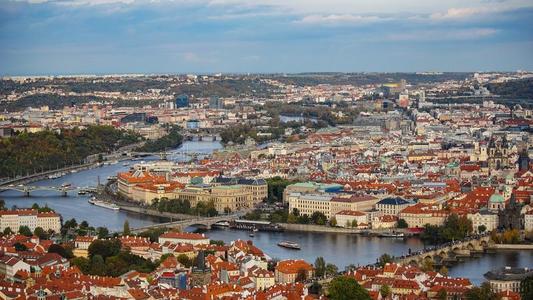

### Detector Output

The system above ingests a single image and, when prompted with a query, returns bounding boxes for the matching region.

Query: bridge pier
[24,191,30,197]
[62,191,67,197]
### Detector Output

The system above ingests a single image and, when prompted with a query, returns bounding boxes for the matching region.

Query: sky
[0,0,532,75]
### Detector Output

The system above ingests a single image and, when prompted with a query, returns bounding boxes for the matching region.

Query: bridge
[130,214,241,234]
[0,185,79,197]
[394,234,492,267]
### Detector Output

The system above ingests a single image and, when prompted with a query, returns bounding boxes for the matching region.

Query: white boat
[277,241,301,250]
[88,198,120,211]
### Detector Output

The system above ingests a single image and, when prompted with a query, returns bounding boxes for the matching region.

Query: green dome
[489,192,505,203]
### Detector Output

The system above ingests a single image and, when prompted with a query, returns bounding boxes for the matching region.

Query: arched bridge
[394,235,492,266]
[130,214,239,234]
[0,185,78,197]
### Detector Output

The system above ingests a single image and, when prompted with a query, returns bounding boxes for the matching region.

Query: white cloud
[295,14,386,25]
[384,28,498,41]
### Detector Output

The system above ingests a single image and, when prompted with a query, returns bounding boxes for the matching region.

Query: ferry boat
[61,183,72,188]
[107,175,117,181]
[277,241,301,250]
[249,233,255,237]
[378,231,405,238]
[88,197,120,211]
[48,173,62,179]
[212,221,230,228]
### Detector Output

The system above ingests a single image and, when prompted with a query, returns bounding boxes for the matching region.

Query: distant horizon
[2,70,531,78]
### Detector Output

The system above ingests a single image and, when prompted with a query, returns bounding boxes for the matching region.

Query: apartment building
[0,210,61,233]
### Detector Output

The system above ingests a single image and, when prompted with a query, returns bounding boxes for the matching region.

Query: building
[73,236,97,258]
[399,203,448,228]
[283,182,343,204]
[287,193,333,218]
[330,194,378,215]
[375,197,414,216]
[484,267,533,293]
[175,94,189,108]
[176,185,254,213]
[468,209,499,232]
[158,232,210,246]
[274,260,314,284]
[335,210,368,228]
[525,210,533,231]
[0,210,61,233]
[213,177,268,205]
[209,96,224,109]
[0,256,30,278]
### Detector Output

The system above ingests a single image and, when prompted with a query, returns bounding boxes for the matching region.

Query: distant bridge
[394,235,492,266]
[130,214,241,234]
[0,185,80,197]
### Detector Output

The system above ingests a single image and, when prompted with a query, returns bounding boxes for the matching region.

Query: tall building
[175,94,189,108]
[209,96,223,109]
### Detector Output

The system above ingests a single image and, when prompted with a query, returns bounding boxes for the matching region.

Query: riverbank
[280,223,360,234]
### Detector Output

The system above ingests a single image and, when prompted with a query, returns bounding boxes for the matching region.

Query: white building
[468,209,499,233]
[335,210,368,228]
[0,210,61,233]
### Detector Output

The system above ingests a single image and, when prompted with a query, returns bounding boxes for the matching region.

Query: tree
[292,208,300,216]
[328,276,371,300]
[71,257,90,273]
[295,268,307,282]
[330,216,337,227]
[521,275,533,300]
[397,218,408,228]
[310,211,327,225]
[421,257,434,272]
[34,227,48,239]
[309,281,322,295]
[80,220,89,228]
[123,220,131,235]
[18,225,32,237]
[48,244,73,259]
[14,242,27,251]
[314,257,326,278]
[325,263,338,276]
[3,227,13,235]
[177,254,191,267]
[380,284,391,298]
[351,219,358,228]
[0,199,5,210]
[437,288,448,300]
[96,227,109,239]
[478,225,487,233]
[439,266,449,277]
[89,254,106,276]
[465,282,501,300]
[63,218,78,229]
[377,253,393,267]
[88,239,121,259]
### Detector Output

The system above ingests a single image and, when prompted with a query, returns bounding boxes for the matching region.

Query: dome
[489,192,505,203]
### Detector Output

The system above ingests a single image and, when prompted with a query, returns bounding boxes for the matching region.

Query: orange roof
[276,260,313,274]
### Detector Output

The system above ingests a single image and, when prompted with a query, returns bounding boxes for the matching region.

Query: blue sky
[1,0,532,75]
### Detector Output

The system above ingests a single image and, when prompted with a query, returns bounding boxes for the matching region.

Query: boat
[78,190,87,195]
[253,228,259,232]
[277,241,300,250]
[88,197,120,211]
[48,173,62,179]
[249,233,255,237]
[61,183,72,188]
[211,221,230,228]
[122,162,129,166]
[378,231,405,238]
[107,175,117,181]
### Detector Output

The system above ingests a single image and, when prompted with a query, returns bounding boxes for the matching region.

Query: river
[1,140,532,285]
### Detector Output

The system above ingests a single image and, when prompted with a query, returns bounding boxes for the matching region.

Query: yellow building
[176,185,253,213]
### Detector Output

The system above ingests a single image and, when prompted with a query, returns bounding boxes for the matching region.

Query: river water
[1,140,531,285]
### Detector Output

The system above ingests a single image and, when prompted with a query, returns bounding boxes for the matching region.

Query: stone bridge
[0,185,77,197]
[130,214,239,234]
[394,235,493,266]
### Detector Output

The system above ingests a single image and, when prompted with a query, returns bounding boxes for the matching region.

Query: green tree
[351,219,358,228]
[439,266,449,276]
[397,218,408,228]
[314,257,326,277]
[3,227,13,235]
[328,276,371,300]
[96,227,109,239]
[89,255,106,276]
[33,227,48,239]
[0,199,5,210]
[295,268,307,282]
[14,242,27,251]
[309,281,322,295]
[421,258,434,272]
[18,225,32,237]
[330,216,337,227]
[377,253,393,267]
[48,244,73,259]
[311,211,327,225]
[123,220,131,235]
[88,239,121,259]
[478,225,487,233]
[465,282,501,300]
[325,263,339,276]
[380,284,391,298]
[437,288,448,300]
[521,275,533,300]
[176,254,191,267]
[71,257,90,273]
